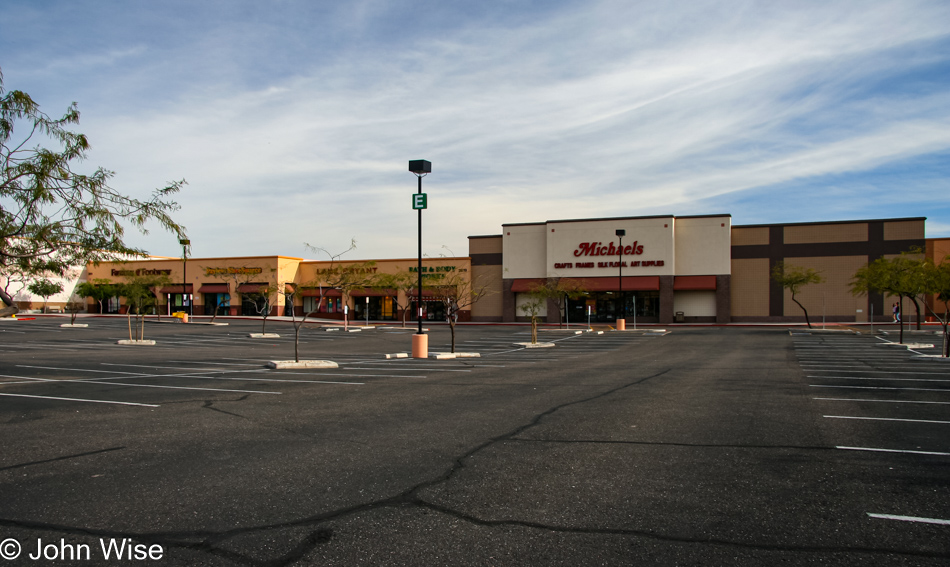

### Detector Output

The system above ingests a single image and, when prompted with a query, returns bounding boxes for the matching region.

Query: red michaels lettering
[573,241,643,257]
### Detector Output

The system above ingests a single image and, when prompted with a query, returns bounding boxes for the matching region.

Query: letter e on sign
[412,193,428,210]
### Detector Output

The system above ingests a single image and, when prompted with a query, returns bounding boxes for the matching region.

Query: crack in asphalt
[0,446,125,472]
[3,363,943,564]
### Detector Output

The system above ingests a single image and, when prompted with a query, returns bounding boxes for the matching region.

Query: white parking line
[811,385,950,392]
[808,376,950,383]
[15,375,280,395]
[838,446,950,456]
[825,415,950,425]
[815,397,950,405]
[0,392,159,407]
[805,369,950,375]
[867,513,950,526]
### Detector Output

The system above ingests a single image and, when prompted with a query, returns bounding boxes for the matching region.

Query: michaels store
[467,214,930,325]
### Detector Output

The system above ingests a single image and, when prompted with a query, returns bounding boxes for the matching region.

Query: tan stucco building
[83,255,472,321]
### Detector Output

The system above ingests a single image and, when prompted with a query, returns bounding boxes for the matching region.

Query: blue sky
[2,0,948,260]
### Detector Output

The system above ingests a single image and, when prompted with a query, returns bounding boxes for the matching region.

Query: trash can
[675,311,685,323]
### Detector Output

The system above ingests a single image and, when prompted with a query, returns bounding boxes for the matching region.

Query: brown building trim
[471,253,503,266]
[733,217,926,229]
[731,220,925,320]
[716,275,731,324]
[659,275,674,324]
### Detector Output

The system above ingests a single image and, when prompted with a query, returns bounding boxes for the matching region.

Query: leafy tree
[74,278,118,314]
[526,278,589,328]
[518,295,547,345]
[27,278,63,313]
[918,257,950,357]
[116,273,170,341]
[772,262,824,329]
[0,70,186,314]
[850,250,927,343]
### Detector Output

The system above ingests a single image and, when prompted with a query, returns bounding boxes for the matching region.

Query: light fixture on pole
[409,159,431,358]
[615,229,625,331]
[179,239,191,320]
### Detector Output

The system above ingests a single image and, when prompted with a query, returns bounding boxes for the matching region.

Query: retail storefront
[470,215,732,324]
[83,255,473,322]
[469,215,928,324]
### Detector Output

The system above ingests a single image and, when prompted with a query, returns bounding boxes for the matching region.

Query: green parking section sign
[412,193,428,210]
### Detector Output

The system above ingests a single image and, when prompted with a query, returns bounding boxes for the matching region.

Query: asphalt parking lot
[0,317,948,566]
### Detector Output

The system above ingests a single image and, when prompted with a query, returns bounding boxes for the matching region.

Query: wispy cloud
[1,0,948,258]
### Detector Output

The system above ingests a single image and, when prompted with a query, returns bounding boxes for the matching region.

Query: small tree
[370,271,416,328]
[117,274,170,341]
[772,262,824,328]
[65,297,85,324]
[75,278,118,314]
[519,295,547,345]
[244,283,279,334]
[526,278,589,328]
[851,250,927,343]
[27,278,63,313]
[430,270,493,353]
[918,257,950,358]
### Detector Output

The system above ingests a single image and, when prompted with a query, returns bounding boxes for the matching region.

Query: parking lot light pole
[615,229,625,331]
[409,160,431,359]
[179,239,191,321]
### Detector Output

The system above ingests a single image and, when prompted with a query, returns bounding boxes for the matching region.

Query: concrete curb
[116,340,156,345]
[428,352,481,359]
[514,342,556,348]
[266,360,339,369]
[60,324,89,328]
[249,333,281,338]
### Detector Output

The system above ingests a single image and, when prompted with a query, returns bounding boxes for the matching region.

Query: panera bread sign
[205,267,264,276]
[553,241,665,270]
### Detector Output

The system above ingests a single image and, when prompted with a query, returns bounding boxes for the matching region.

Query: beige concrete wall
[469,236,502,255]
[674,216,731,276]
[673,290,717,317]
[783,256,867,318]
[470,264,503,320]
[503,224,548,279]
[884,220,925,241]
[785,223,867,244]
[730,258,770,317]
[544,217,675,278]
[731,227,769,246]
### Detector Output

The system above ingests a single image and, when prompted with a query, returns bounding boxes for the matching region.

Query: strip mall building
[64,214,946,323]
[470,215,943,324]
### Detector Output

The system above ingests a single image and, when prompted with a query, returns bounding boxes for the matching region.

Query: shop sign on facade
[204,267,264,276]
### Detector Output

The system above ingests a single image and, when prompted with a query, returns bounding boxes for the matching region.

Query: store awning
[160,285,193,294]
[198,284,229,293]
[236,283,270,293]
[674,275,717,291]
[350,288,397,297]
[510,279,547,293]
[300,288,343,297]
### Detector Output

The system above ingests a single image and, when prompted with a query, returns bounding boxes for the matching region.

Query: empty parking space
[794,330,950,532]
